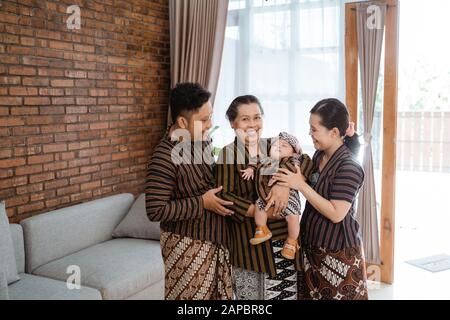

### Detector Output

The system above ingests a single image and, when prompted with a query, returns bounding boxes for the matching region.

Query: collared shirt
[145,133,230,249]
[301,144,365,250]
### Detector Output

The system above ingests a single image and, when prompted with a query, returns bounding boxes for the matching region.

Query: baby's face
[270,139,294,160]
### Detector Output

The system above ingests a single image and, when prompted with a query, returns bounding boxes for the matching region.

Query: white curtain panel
[356,1,386,265]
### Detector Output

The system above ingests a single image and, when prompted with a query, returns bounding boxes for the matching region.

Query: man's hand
[202,186,234,216]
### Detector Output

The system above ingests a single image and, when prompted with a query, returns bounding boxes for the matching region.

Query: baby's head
[270,132,301,160]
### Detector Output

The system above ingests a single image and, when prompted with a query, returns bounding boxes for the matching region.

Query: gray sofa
[4,193,164,300]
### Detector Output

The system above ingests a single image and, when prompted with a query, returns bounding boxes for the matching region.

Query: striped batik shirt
[145,133,229,249]
[301,144,365,250]
[215,138,302,277]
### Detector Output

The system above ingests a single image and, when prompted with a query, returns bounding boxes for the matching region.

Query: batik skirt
[160,231,233,300]
[233,240,298,300]
[297,245,368,300]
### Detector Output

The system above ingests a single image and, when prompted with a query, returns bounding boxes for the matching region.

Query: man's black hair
[170,82,211,121]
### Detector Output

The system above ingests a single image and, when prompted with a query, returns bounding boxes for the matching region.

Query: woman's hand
[264,184,289,217]
[246,204,255,218]
[272,165,306,192]
[266,207,283,220]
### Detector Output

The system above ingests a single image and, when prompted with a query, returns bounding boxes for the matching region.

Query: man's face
[186,101,213,141]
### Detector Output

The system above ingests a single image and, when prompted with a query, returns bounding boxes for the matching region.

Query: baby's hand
[240,168,254,181]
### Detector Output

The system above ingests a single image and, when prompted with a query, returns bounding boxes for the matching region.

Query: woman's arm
[272,162,363,224]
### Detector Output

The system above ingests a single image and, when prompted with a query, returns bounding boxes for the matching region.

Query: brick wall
[0,0,170,222]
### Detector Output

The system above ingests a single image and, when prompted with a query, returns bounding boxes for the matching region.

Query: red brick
[43,161,68,172]
[0,97,22,105]
[43,143,67,153]
[69,174,91,185]
[80,180,101,191]
[49,40,73,50]
[9,87,38,96]
[44,179,68,190]
[74,44,95,53]
[68,141,90,150]
[40,106,65,114]
[36,30,61,40]
[64,70,87,78]
[45,196,70,208]
[39,88,64,96]
[90,122,109,130]
[79,148,99,158]
[31,190,56,202]
[28,154,54,164]
[38,68,64,77]
[29,172,55,183]
[18,202,45,215]
[10,107,39,115]
[76,97,96,105]
[24,97,50,105]
[66,106,88,114]
[55,133,78,142]
[15,164,43,175]
[70,190,92,202]
[89,89,109,96]
[9,66,36,76]
[13,146,42,157]
[12,126,39,137]
[56,185,80,196]
[52,97,75,105]
[0,158,26,168]
[80,165,100,174]
[51,79,74,87]
[16,183,43,195]
[20,37,36,46]
[22,57,49,67]
[22,77,49,86]
[0,149,12,159]
[0,118,26,127]
[40,125,65,134]
[56,168,80,178]
[6,195,30,207]
[67,123,89,132]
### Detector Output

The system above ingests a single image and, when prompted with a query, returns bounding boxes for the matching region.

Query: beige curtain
[356,1,386,265]
[169,0,229,124]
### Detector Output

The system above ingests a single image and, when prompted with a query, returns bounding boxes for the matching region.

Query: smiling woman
[215,95,304,300]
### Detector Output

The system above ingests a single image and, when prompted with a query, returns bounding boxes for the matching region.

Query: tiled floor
[368,260,450,300]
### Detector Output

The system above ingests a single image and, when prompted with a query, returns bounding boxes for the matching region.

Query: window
[214,0,345,155]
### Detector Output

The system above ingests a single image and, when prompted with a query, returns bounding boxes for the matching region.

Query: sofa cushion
[10,224,25,274]
[8,273,101,300]
[112,193,160,240]
[0,271,9,300]
[32,238,164,300]
[0,202,20,285]
[20,193,134,273]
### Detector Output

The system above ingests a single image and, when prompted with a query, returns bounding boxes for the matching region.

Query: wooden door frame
[345,0,399,285]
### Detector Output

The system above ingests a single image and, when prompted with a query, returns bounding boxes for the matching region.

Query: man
[146,82,234,300]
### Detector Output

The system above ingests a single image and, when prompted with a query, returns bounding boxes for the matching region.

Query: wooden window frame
[345,0,399,284]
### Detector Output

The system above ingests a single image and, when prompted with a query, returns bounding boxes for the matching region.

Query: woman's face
[231,103,263,144]
[309,113,339,151]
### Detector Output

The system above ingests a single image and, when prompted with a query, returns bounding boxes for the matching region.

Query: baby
[241,132,313,260]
